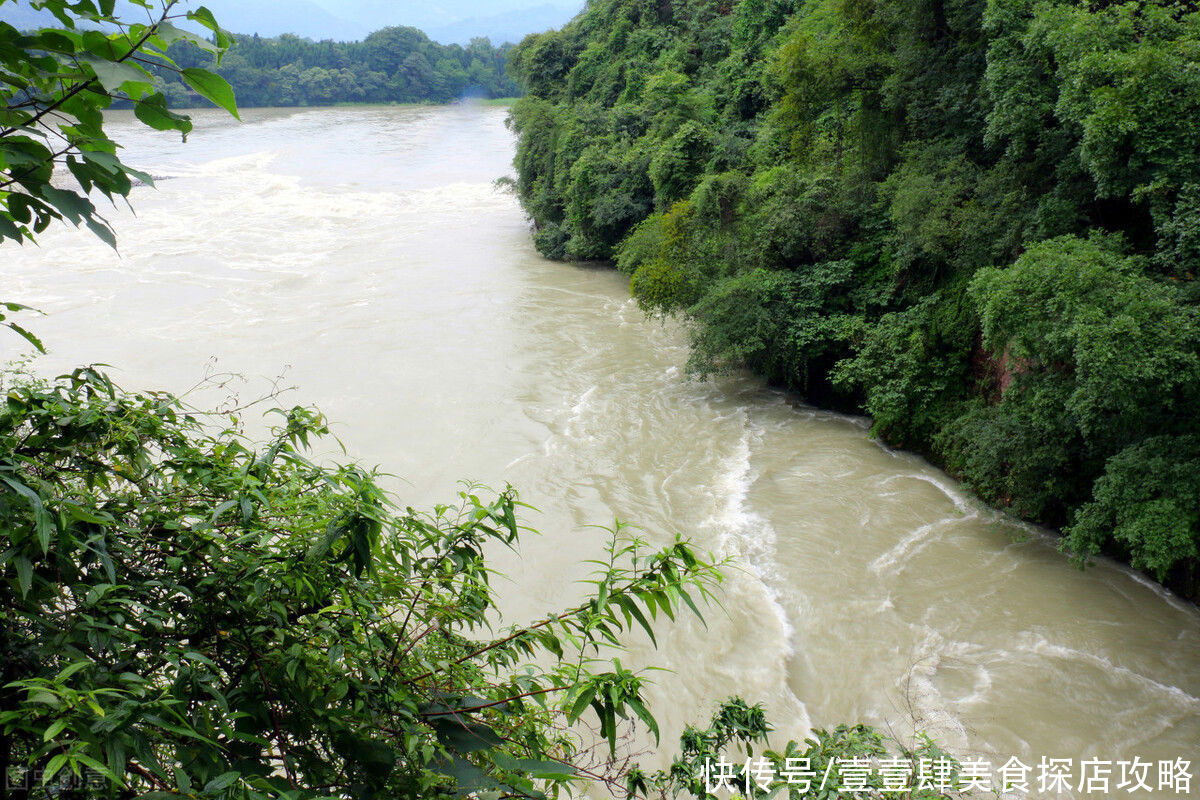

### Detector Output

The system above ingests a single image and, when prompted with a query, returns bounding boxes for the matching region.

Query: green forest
[155,27,518,107]
[507,0,1200,598]
[1,3,967,798]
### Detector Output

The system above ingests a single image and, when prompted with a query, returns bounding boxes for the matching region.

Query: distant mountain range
[425,4,579,45]
[0,0,581,44]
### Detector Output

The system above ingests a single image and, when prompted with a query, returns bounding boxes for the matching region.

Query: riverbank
[123,96,521,112]
[505,0,1200,607]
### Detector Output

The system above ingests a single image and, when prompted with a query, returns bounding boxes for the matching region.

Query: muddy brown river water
[6,104,1198,797]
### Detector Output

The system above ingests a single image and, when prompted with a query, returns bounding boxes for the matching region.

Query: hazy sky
[0,0,584,44]
[315,0,567,16]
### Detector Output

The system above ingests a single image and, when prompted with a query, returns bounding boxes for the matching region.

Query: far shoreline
[133,97,521,114]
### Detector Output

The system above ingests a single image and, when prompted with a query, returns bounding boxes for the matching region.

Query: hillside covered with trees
[506,0,1200,598]
[0,3,970,796]
[158,27,519,107]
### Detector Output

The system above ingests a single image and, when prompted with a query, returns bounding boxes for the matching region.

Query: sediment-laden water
[6,104,1198,797]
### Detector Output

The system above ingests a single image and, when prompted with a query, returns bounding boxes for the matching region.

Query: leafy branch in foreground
[630,701,962,800]
[0,365,731,799]
[0,0,237,247]
[0,303,44,354]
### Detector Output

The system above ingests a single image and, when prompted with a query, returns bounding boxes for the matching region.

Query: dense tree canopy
[507,0,1200,598]
[157,30,519,108]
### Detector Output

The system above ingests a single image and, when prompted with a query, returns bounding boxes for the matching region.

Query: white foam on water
[870,514,978,575]
[901,628,978,750]
[567,385,598,437]
[1122,569,1198,615]
[701,416,796,653]
[1021,635,1200,708]
[504,452,536,471]
[878,471,975,515]
[96,154,414,290]
[959,663,994,707]
[193,149,280,176]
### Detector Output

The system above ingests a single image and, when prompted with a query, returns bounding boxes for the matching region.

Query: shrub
[0,366,725,799]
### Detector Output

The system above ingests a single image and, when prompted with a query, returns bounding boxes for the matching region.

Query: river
[5,104,1199,797]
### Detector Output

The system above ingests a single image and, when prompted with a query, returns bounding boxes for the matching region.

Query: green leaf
[80,55,152,95]
[619,595,657,646]
[57,660,91,680]
[203,771,240,792]
[79,149,154,187]
[14,555,33,597]
[492,753,576,778]
[187,6,232,49]
[173,766,191,794]
[152,21,218,54]
[85,217,117,250]
[42,719,69,742]
[180,68,239,119]
[211,498,238,523]
[134,93,192,136]
[627,696,659,744]
[38,186,93,225]
[0,214,24,243]
[677,586,706,627]
[566,686,594,723]
[430,755,493,796]
[72,754,121,785]
[5,322,45,353]
[431,717,503,754]
[43,753,69,783]
[0,474,54,552]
